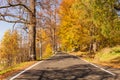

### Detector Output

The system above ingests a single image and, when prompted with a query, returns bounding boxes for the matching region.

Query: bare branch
[0,13,26,21]
[0,3,32,14]
[0,19,24,23]
[0,14,29,24]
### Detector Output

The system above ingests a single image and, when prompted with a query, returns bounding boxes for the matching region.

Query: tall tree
[58,0,91,52]
[0,0,36,60]
[39,0,59,53]
[58,0,120,53]
[92,0,120,46]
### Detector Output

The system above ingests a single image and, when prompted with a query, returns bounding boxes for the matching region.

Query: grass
[94,46,120,63]
[92,46,120,68]
[71,46,120,68]
[0,61,37,79]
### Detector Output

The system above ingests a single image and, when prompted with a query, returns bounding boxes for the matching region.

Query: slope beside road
[8,52,118,80]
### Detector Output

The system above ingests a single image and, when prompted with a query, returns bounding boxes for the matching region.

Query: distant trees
[58,0,120,53]
[36,27,48,59]
[0,30,20,67]
[39,0,59,53]
[0,29,31,68]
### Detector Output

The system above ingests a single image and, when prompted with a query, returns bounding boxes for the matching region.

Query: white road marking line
[10,53,115,80]
[9,53,56,80]
[9,61,43,80]
[81,58,116,76]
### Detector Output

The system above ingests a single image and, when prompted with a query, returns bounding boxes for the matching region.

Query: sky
[0,21,13,40]
[0,0,62,41]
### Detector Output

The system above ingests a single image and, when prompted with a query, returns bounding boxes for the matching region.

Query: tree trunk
[39,40,42,60]
[28,0,36,60]
[93,42,97,53]
[53,28,56,53]
[89,41,93,54]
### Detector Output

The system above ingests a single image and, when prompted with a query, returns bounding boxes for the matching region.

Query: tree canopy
[58,0,120,52]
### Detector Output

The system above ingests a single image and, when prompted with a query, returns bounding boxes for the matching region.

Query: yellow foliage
[58,0,91,51]
[36,28,48,42]
[43,44,53,59]
[0,30,20,67]
[1,30,19,56]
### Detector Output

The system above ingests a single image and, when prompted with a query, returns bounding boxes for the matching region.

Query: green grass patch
[94,46,120,63]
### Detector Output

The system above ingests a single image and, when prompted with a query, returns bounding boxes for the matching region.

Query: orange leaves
[59,0,75,16]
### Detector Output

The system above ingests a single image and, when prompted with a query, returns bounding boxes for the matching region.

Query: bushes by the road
[94,46,120,63]
[71,46,120,68]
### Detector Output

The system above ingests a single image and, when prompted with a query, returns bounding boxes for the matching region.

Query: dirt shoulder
[0,61,37,80]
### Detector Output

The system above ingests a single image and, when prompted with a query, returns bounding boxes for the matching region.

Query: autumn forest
[0,0,120,78]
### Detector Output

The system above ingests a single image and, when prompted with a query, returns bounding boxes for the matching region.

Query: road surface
[9,52,117,80]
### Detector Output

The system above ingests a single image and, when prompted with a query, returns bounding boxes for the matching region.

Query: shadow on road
[15,64,114,80]
[14,53,116,80]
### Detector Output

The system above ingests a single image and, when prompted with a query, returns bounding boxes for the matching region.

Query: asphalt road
[9,52,117,80]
